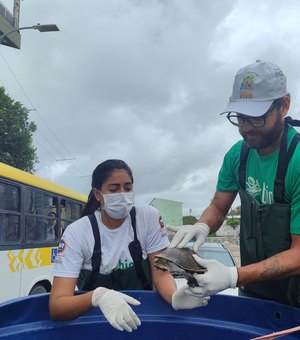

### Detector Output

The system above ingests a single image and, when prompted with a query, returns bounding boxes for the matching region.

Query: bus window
[25,215,40,242]
[24,189,58,216]
[24,188,35,214]
[0,183,20,244]
[0,183,20,211]
[60,199,82,233]
[24,188,60,243]
[0,214,20,243]
[71,202,81,220]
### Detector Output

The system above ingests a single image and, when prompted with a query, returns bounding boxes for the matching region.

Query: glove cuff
[91,287,110,307]
[171,291,180,311]
[229,267,238,288]
[194,223,210,236]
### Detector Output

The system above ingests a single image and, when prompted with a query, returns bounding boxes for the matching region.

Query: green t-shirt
[217,125,300,234]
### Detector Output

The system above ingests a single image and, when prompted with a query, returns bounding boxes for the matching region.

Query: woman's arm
[148,249,177,304]
[148,249,211,310]
[49,276,93,320]
[49,276,141,332]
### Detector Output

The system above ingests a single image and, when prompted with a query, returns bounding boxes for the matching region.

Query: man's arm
[198,190,238,234]
[237,234,300,286]
[188,233,300,298]
[168,190,238,250]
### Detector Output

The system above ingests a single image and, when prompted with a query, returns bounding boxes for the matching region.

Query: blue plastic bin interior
[0,291,300,339]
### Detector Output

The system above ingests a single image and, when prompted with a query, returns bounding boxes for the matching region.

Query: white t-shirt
[53,205,169,278]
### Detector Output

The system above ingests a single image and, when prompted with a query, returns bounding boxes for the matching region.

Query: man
[169,60,300,306]
[46,211,57,241]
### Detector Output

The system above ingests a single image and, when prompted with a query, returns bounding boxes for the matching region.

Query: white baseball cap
[221,60,287,117]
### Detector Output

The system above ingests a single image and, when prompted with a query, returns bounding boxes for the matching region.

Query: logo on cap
[240,74,255,99]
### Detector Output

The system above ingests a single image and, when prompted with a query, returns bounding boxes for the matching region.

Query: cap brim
[220,100,273,117]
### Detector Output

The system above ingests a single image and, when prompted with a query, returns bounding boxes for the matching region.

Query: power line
[34,129,67,160]
[0,50,89,177]
[0,51,75,157]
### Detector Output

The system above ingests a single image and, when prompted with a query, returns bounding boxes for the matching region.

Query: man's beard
[240,116,284,150]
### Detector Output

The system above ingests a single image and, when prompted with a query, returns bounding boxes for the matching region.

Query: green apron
[238,122,300,306]
[77,207,153,291]
[77,259,152,291]
[239,189,300,306]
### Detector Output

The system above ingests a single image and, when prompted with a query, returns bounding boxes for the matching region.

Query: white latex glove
[171,284,210,310]
[92,287,141,332]
[167,223,210,251]
[185,255,238,297]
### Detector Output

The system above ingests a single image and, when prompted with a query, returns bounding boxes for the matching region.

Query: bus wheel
[29,284,47,295]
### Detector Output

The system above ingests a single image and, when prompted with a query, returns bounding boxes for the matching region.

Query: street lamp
[0,23,59,46]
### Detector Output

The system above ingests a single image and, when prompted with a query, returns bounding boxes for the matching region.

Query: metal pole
[0,24,59,45]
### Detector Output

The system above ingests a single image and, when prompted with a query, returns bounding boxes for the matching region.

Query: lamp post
[0,23,59,47]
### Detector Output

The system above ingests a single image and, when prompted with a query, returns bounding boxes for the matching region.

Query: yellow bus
[0,162,87,303]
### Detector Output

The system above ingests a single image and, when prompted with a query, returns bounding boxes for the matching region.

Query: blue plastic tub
[0,291,300,339]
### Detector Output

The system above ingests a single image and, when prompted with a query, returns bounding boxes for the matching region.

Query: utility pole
[13,0,20,28]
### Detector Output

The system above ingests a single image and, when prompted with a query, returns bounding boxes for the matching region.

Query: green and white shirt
[217,125,300,234]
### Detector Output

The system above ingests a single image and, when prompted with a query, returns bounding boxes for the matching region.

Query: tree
[183,215,197,225]
[226,217,240,229]
[0,87,38,173]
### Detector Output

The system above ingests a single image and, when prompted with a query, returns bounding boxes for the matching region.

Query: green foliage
[207,232,216,237]
[183,215,216,236]
[183,215,197,225]
[0,87,38,173]
[226,217,240,229]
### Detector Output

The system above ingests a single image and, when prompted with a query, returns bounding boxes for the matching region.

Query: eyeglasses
[227,106,274,128]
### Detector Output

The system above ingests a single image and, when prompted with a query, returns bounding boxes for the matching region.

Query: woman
[49,159,208,332]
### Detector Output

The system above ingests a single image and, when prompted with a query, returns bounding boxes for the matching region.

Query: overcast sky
[1,0,300,218]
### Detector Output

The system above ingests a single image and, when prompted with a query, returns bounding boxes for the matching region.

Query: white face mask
[101,191,135,219]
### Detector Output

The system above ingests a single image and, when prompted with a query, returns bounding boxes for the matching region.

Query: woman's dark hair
[81,159,134,217]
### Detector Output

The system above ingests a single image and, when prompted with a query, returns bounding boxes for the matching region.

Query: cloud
[1,0,300,217]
